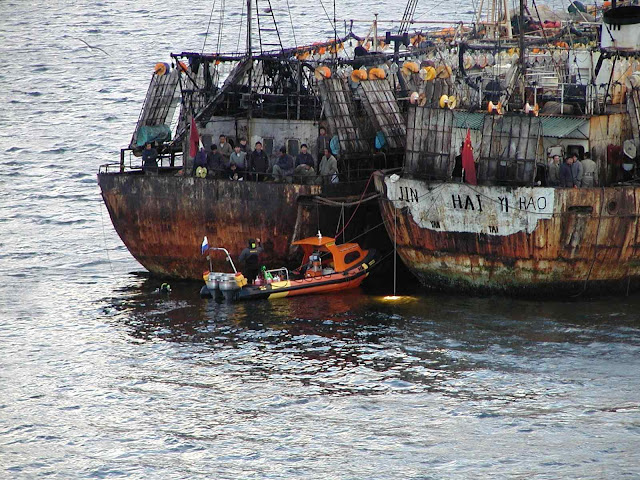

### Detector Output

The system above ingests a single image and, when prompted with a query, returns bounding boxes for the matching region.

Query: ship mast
[519,0,526,105]
[246,0,253,138]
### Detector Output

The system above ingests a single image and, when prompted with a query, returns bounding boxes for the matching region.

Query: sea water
[1,0,639,478]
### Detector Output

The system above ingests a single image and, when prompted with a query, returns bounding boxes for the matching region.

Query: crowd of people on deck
[189,126,339,184]
[546,152,598,188]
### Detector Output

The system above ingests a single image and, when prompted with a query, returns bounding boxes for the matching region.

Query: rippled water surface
[1,1,640,478]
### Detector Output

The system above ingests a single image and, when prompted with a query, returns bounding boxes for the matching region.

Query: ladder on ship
[129,69,180,149]
[255,0,287,54]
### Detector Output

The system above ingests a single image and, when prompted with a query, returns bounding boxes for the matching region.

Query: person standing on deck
[142,142,158,174]
[218,134,233,167]
[571,153,584,187]
[581,152,598,187]
[547,154,561,186]
[229,144,247,173]
[318,147,338,184]
[560,156,576,187]
[294,144,315,184]
[206,144,223,177]
[238,138,250,154]
[249,141,269,181]
[316,126,330,161]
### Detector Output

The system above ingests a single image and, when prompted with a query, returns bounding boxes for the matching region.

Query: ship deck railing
[98,148,184,174]
[98,159,378,185]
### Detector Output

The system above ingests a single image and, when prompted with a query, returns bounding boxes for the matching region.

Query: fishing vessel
[200,235,378,301]
[97,2,402,279]
[371,0,640,295]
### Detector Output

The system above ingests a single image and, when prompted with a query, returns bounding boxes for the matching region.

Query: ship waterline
[375,172,640,294]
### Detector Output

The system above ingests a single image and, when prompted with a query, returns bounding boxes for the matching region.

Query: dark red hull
[98,172,379,279]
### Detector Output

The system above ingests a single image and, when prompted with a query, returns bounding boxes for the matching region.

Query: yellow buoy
[439,94,457,109]
[419,66,436,81]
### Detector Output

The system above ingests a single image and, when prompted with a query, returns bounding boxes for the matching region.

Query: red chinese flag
[189,116,199,158]
[462,129,477,185]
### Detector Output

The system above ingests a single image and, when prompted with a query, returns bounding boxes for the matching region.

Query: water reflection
[101,274,640,400]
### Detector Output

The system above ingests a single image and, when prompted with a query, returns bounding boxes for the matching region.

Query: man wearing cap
[294,144,315,184]
[581,152,598,187]
[272,146,294,182]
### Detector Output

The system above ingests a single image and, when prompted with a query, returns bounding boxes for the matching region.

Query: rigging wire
[216,0,226,54]
[202,0,218,54]
[236,0,246,53]
[255,0,264,54]
[285,0,298,48]
[318,0,336,37]
[398,0,419,34]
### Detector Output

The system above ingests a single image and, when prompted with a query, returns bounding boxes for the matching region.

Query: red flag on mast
[189,116,200,158]
[462,128,477,185]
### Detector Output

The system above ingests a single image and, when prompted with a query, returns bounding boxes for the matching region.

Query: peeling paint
[385,177,554,236]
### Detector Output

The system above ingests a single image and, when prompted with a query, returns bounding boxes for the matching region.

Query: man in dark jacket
[272,146,294,182]
[206,144,223,177]
[142,142,158,174]
[249,141,269,181]
[316,126,330,160]
[294,144,316,184]
[559,156,576,187]
[238,238,263,284]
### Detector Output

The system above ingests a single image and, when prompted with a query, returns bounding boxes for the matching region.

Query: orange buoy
[154,62,170,76]
[436,65,452,79]
[350,69,368,83]
[314,66,332,80]
[368,67,386,80]
[401,61,420,75]
[178,61,188,73]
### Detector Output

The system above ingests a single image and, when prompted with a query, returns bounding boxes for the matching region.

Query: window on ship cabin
[343,251,361,266]
[287,139,300,157]
[263,138,274,156]
[567,144,585,159]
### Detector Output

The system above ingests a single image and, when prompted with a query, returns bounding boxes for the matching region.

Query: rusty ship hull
[375,173,640,295]
[99,172,377,280]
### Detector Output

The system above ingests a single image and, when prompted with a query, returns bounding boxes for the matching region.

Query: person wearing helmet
[238,238,263,284]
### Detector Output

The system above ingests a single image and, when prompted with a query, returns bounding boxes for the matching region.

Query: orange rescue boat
[201,235,378,302]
